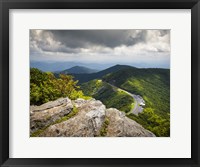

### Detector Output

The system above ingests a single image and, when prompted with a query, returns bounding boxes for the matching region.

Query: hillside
[81,79,134,113]
[30,97,155,137]
[73,65,134,83]
[59,66,98,74]
[80,65,170,137]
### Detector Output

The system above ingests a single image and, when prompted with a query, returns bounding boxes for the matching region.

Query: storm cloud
[30,29,170,69]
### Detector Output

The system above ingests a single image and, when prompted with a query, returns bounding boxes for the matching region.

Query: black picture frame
[0,0,199,166]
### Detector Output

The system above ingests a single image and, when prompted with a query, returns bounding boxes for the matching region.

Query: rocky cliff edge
[30,97,155,137]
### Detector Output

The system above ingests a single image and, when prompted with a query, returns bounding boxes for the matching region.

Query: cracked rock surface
[105,108,155,137]
[30,97,155,137]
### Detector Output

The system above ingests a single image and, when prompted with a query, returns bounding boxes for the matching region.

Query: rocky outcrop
[105,108,155,137]
[39,98,106,137]
[30,97,155,137]
[30,97,73,134]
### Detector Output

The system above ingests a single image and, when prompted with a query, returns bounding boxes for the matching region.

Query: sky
[30,30,170,70]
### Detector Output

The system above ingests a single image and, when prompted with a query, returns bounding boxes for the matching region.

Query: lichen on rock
[30,97,156,137]
[30,97,73,135]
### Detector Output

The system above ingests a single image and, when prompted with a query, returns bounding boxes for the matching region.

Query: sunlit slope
[103,67,170,136]
[81,79,134,113]
[80,66,170,136]
[73,65,134,83]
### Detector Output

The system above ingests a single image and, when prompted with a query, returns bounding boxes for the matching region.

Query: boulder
[105,108,155,137]
[30,98,72,112]
[30,97,73,134]
[39,99,106,137]
[31,98,156,137]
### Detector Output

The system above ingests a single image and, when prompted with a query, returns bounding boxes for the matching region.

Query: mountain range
[71,65,134,83]
[59,66,99,74]
[30,61,111,72]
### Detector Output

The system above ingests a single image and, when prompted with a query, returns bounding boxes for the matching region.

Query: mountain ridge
[59,66,99,74]
[72,64,169,84]
[72,64,137,83]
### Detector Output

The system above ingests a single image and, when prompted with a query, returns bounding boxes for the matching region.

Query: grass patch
[98,117,110,137]
[31,129,47,137]
[126,102,135,115]
[80,96,92,100]
[54,106,79,124]
[31,105,79,137]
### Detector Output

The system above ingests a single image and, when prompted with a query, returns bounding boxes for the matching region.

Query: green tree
[30,68,88,105]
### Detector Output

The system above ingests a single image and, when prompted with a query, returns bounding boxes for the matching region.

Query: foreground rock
[30,97,73,134]
[30,97,155,137]
[39,98,106,137]
[106,108,155,137]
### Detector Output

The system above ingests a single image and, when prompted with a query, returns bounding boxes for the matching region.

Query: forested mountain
[81,79,134,113]
[72,65,134,83]
[59,66,99,74]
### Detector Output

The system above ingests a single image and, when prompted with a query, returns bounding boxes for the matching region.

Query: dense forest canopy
[30,68,88,105]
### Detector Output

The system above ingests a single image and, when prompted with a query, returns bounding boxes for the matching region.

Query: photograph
[30,29,170,137]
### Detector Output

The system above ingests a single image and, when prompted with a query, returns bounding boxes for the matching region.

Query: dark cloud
[30,30,170,52]
[30,29,170,68]
[49,30,148,49]
[39,44,80,53]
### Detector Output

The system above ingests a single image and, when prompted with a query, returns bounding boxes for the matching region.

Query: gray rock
[30,97,73,134]
[30,97,72,112]
[73,98,89,108]
[85,102,105,135]
[39,99,106,137]
[31,98,156,137]
[105,108,155,137]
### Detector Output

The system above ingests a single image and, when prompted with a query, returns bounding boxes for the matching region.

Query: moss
[31,105,79,137]
[54,106,79,124]
[31,128,47,137]
[80,96,92,100]
[99,117,110,137]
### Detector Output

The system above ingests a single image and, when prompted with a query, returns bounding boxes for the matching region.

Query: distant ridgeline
[58,66,99,74]
[30,65,170,137]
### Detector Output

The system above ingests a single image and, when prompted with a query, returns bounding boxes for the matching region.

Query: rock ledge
[30,97,156,137]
